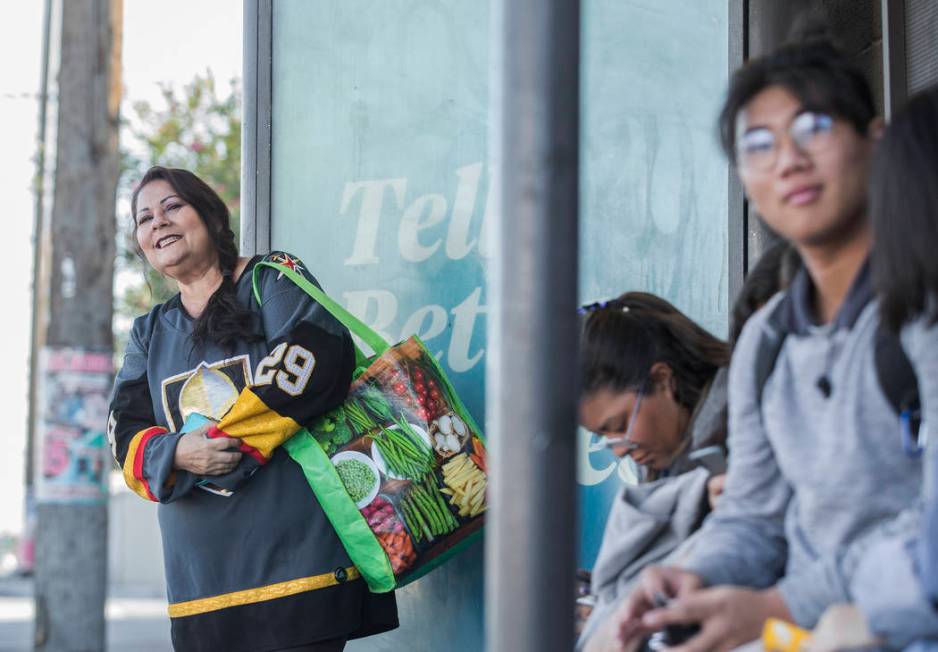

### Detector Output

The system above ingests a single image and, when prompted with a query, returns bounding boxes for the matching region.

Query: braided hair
[131,166,260,349]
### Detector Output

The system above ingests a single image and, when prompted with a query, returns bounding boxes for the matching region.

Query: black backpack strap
[874,325,922,454]
[753,299,922,454]
[754,299,790,407]
[874,325,920,413]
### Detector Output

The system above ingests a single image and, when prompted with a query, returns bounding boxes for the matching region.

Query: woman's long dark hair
[579,292,730,411]
[131,166,260,349]
[871,86,938,332]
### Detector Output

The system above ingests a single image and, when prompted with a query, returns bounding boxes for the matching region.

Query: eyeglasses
[596,387,645,452]
[736,110,836,173]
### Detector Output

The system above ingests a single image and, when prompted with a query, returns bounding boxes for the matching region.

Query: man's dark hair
[579,292,730,412]
[131,166,260,349]
[871,86,938,331]
[718,39,876,162]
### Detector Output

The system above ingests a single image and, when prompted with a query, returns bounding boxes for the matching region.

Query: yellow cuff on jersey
[217,387,300,460]
[122,426,166,501]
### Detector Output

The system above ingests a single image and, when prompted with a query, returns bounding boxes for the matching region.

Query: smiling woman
[135,183,216,278]
[130,168,261,350]
[110,166,398,651]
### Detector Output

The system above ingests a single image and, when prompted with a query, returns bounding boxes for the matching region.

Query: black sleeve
[108,319,197,502]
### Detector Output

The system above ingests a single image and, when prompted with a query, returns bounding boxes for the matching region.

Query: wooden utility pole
[32,1,122,650]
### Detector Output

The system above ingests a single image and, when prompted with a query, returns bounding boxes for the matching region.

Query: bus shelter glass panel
[271,1,727,649]
[273,3,489,649]
[577,0,729,566]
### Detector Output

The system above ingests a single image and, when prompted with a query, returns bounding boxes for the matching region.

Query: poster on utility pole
[35,347,112,504]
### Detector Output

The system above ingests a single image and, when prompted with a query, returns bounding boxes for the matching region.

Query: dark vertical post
[882,0,908,119]
[728,0,748,296]
[241,0,272,256]
[33,1,122,650]
[487,1,580,650]
[27,0,55,513]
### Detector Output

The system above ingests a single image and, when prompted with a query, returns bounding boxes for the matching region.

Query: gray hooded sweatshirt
[684,263,926,645]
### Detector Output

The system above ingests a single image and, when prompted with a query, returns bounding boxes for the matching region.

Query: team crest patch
[270,253,305,280]
[161,355,252,431]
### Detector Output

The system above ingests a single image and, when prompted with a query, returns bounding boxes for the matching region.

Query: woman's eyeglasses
[596,388,644,452]
[736,110,835,173]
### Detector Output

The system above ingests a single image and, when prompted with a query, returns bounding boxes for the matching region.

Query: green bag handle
[252,261,390,366]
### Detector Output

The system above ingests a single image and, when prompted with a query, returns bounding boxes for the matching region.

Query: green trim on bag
[251,261,390,364]
[283,430,396,593]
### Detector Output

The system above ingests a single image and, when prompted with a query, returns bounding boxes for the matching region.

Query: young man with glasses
[606,40,936,651]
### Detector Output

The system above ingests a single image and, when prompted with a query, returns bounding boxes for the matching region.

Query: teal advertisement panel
[270,0,727,648]
[272,2,489,649]
[576,0,730,566]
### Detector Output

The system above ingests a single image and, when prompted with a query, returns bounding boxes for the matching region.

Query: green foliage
[114,72,241,350]
[124,73,241,223]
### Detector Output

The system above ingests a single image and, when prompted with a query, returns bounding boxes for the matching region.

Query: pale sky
[0,0,241,536]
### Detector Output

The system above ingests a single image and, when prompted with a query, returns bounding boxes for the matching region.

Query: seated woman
[575,292,730,650]
[576,253,792,651]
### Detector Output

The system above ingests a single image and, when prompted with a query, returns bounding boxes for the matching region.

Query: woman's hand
[173,425,243,475]
[707,473,726,510]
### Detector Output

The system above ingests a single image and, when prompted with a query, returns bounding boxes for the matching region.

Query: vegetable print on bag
[253,261,488,592]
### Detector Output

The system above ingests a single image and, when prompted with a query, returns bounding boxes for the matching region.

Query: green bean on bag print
[369,420,434,480]
[399,475,458,543]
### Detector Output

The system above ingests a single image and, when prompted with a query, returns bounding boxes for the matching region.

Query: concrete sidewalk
[0,574,172,651]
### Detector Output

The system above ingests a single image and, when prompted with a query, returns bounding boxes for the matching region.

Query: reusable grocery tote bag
[252,261,488,593]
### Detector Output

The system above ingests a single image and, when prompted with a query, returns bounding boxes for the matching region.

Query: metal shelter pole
[486,1,580,650]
